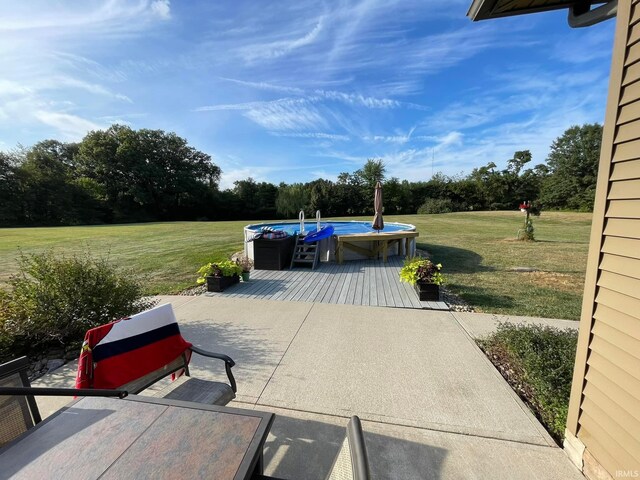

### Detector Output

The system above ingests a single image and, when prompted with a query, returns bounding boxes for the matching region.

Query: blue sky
[0,0,615,188]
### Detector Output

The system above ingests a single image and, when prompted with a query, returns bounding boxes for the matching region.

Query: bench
[76,304,237,406]
[335,231,419,264]
[120,345,236,405]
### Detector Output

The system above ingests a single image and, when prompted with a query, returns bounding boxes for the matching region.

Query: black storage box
[254,236,295,270]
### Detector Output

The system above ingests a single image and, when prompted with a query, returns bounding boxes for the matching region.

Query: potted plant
[399,257,444,301]
[236,256,254,282]
[197,260,242,292]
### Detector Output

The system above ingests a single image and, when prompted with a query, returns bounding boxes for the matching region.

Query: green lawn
[0,211,592,319]
[394,211,592,320]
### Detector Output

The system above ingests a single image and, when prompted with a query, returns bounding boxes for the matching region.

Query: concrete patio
[34,295,583,479]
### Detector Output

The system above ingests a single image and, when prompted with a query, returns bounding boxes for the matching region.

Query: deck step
[290,235,320,269]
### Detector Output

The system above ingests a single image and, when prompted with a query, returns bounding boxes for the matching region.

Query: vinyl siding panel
[606,178,640,198]
[617,98,640,123]
[600,235,640,259]
[605,199,640,218]
[622,60,640,85]
[614,117,640,141]
[595,286,640,318]
[591,320,640,360]
[625,40,640,66]
[588,335,640,381]
[609,159,640,179]
[633,2,640,25]
[593,303,640,341]
[620,79,640,105]
[585,367,640,424]
[596,270,640,299]
[629,21,640,45]
[579,410,640,468]
[602,217,640,238]
[587,351,640,401]
[581,394,640,460]
[598,252,640,277]
[571,2,640,475]
[612,137,640,161]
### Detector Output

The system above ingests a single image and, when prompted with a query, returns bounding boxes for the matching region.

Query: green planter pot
[415,282,439,301]
[241,271,250,282]
[206,274,240,292]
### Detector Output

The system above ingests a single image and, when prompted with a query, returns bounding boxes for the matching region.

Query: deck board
[205,257,449,311]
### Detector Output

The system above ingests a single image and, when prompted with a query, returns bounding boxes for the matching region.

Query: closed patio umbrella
[372,181,384,232]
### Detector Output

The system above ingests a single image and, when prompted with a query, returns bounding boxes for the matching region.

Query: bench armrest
[0,387,128,399]
[189,346,237,393]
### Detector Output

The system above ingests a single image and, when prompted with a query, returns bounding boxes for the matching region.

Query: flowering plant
[399,258,444,286]
[197,260,242,284]
[235,256,254,273]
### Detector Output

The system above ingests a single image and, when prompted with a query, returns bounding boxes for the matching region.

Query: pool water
[246,221,415,236]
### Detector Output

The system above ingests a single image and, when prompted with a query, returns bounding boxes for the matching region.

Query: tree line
[0,123,602,227]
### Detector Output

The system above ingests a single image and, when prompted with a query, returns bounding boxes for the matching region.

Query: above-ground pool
[244,220,417,263]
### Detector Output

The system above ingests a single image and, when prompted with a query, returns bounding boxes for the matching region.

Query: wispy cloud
[0,0,172,142]
[311,90,400,108]
[243,99,327,131]
[271,132,350,141]
[34,111,104,139]
[219,77,304,95]
[151,0,171,20]
[0,0,171,33]
[0,0,615,188]
[239,16,326,62]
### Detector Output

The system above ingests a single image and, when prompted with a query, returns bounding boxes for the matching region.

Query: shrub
[417,198,454,214]
[517,218,535,241]
[0,251,155,360]
[478,323,578,443]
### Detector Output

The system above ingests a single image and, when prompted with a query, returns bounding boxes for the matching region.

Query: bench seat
[149,376,235,406]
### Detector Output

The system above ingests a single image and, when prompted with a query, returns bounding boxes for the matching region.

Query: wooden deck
[205,256,449,310]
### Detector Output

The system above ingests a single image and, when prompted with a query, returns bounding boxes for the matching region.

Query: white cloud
[151,0,171,20]
[271,132,349,141]
[195,98,328,131]
[219,77,305,95]
[195,101,270,112]
[0,1,171,33]
[310,169,338,181]
[38,76,132,103]
[0,1,174,145]
[312,90,400,108]
[240,16,325,62]
[34,111,104,140]
[244,99,327,131]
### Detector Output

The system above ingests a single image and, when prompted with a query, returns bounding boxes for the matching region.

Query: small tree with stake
[517,200,541,241]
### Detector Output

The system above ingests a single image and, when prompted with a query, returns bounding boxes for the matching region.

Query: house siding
[567,0,640,475]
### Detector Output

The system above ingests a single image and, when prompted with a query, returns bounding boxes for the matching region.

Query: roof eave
[467,0,583,21]
[467,0,496,20]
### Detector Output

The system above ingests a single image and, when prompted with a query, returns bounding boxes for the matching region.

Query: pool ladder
[290,234,320,270]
